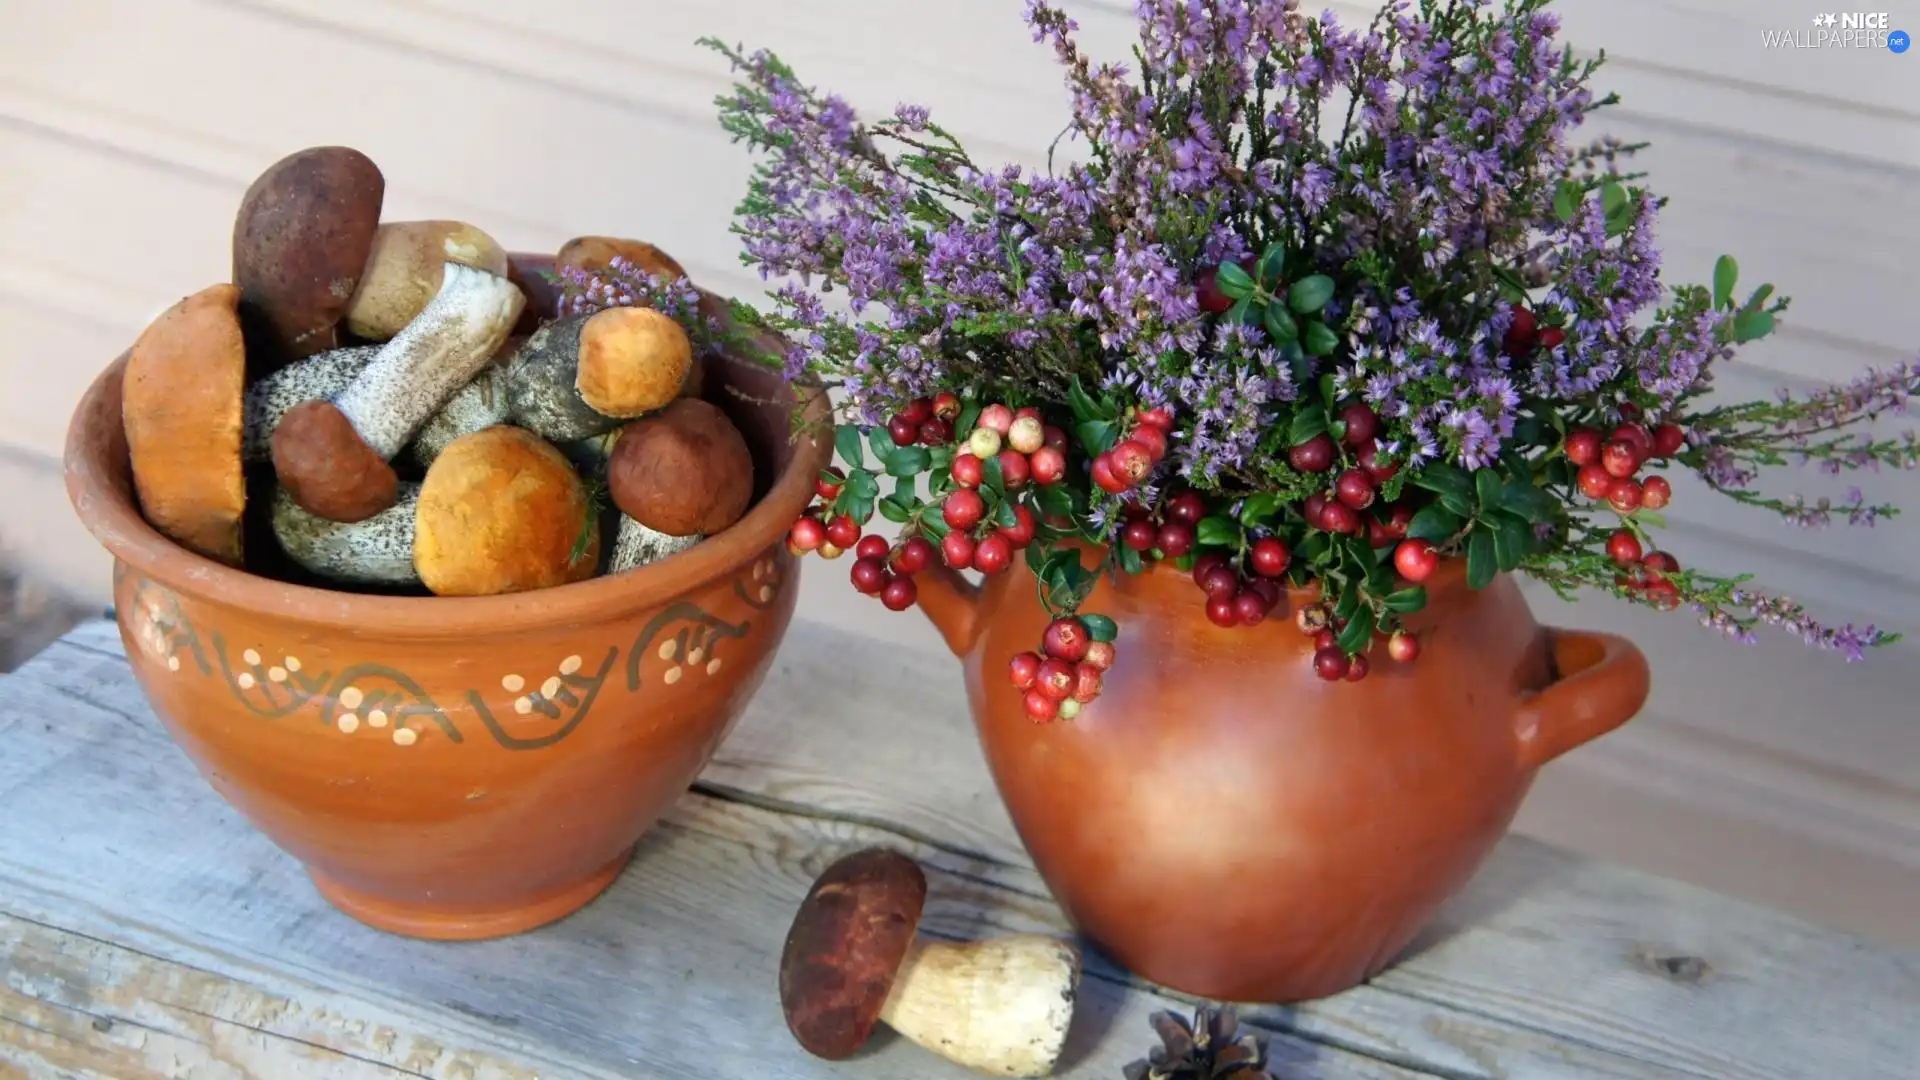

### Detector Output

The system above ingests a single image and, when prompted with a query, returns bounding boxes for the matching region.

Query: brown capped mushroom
[232,146,385,371]
[271,484,421,587]
[412,426,599,595]
[271,262,524,522]
[556,235,688,282]
[506,307,693,443]
[122,283,248,566]
[605,398,754,538]
[780,848,1080,1077]
[345,220,510,340]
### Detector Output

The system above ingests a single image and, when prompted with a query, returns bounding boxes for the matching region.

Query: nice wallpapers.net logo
[1760,11,1910,50]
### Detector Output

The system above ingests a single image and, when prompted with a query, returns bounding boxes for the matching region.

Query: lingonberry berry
[1368,516,1397,549]
[1035,658,1076,701]
[1303,493,1331,528]
[1611,423,1653,459]
[1251,537,1291,578]
[901,398,933,425]
[973,533,1014,574]
[1198,565,1239,600]
[1335,468,1376,510]
[1007,416,1046,455]
[1244,577,1280,611]
[788,515,827,553]
[1070,663,1103,703]
[1091,454,1128,494]
[1194,265,1234,315]
[918,418,952,446]
[1380,504,1414,539]
[941,530,975,569]
[1110,440,1156,486]
[943,489,986,529]
[1057,698,1083,721]
[1138,405,1175,430]
[1608,478,1644,514]
[1008,651,1042,690]
[1029,446,1067,486]
[1577,463,1615,500]
[1338,402,1379,447]
[1129,424,1168,462]
[1084,641,1116,671]
[1122,519,1158,552]
[931,391,961,421]
[1156,521,1197,558]
[881,575,917,612]
[997,450,1031,491]
[826,514,862,550]
[1043,425,1070,451]
[1652,423,1686,458]
[1345,653,1371,682]
[999,505,1038,548]
[1014,406,1042,422]
[1356,440,1400,483]
[1166,490,1207,524]
[1320,502,1362,536]
[1289,434,1337,473]
[1642,550,1680,577]
[1042,616,1091,662]
[1387,631,1420,663]
[1023,688,1059,722]
[1234,591,1269,626]
[1601,440,1642,479]
[1564,428,1603,467]
[1296,604,1331,635]
[1618,402,1643,420]
[1641,474,1672,510]
[978,403,1015,436]
[951,452,985,489]
[854,535,889,562]
[1314,628,1338,653]
[1192,552,1228,585]
[1394,538,1439,582]
[1205,595,1239,628]
[1643,579,1681,611]
[1502,306,1538,358]
[1537,326,1565,351]
[1314,647,1352,681]
[893,537,936,576]
[887,414,918,447]
[967,427,1004,461]
[816,467,845,501]
[850,557,887,595]
[1606,529,1643,565]
[817,542,844,561]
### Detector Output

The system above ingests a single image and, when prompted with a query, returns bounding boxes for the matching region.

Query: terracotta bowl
[64,254,831,940]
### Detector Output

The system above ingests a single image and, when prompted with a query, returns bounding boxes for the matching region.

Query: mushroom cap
[122,283,248,566]
[345,220,510,340]
[779,848,929,1061]
[575,307,693,419]
[413,426,600,596]
[271,399,400,523]
[555,236,688,282]
[606,399,755,537]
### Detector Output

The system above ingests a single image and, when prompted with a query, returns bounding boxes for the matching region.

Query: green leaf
[1745,283,1774,312]
[1383,587,1428,614]
[1303,321,1339,357]
[893,475,918,503]
[1068,376,1117,423]
[993,499,1019,529]
[1037,549,1076,593]
[884,446,930,477]
[1318,373,1338,404]
[1080,613,1119,642]
[1119,544,1145,574]
[1256,245,1286,288]
[1337,608,1376,655]
[1025,540,1050,576]
[846,493,876,525]
[1411,461,1473,501]
[1474,468,1502,509]
[1513,413,1546,446]
[1240,493,1283,525]
[877,497,911,523]
[1289,274,1335,315]
[1295,531,1330,563]
[1552,181,1580,223]
[1406,505,1463,542]
[1226,296,1253,327]
[1196,516,1238,547]
[1263,301,1299,343]
[1731,310,1775,343]
[1076,419,1118,458]
[1333,583,1363,622]
[1239,298,1266,327]
[868,424,896,464]
[1287,407,1328,448]
[844,470,881,501]
[919,515,950,540]
[1215,260,1256,301]
[1496,481,1557,524]
[1546,458,1573,488]
[955,401,982,440]
[835,425,866,470]
[1492,518,1525,572]
[982,453,1007,497]
[1439,491,1475,518]
[1713,255,1739,311]
[1466,530,1497,590]
[1034,482,1074,522]
[1601,182,1627,219]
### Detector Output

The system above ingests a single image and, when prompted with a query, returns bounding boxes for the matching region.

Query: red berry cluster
[1290,401,1409,545]
[1007,616,1116,722]
[1605,529,1684,611]
[885,391,961,449]
[942,402,1069,573]
[1290,603,1421,682]
[1567,414,1683,516]
[1091,407,1176,494]
[1190,548,1288,628]
[1501,305,1566,360]
[786,469,942,612]
[1118,488,1204,560]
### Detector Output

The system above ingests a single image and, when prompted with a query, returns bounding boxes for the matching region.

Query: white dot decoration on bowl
[497,654,595,722]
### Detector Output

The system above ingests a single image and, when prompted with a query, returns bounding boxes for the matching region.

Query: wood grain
[3,619,1914,1079]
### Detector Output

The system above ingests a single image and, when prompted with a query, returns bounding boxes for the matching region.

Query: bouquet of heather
[693,0,1916,722]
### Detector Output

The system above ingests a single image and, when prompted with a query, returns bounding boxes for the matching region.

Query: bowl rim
[65,259,833,638]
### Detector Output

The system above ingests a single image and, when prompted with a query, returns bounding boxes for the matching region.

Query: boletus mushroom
[602,401,756,572]
[345,220,510,340]
[271,262,524,521]
[271,484,421,587]
[121,283,248,566]
[411,426,599,595]
[780,848,1080,1078]
[555,235,688,282]
[506,306,693,443]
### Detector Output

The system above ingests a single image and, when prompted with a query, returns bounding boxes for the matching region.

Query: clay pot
[64,254,831,940]
[913,547,1649,1002]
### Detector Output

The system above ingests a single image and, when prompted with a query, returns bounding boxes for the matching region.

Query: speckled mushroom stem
[607,515,702,574]
[271,484,420,586]
[243,346,379,460]
[404,364,513,468]
[332,262,524,458]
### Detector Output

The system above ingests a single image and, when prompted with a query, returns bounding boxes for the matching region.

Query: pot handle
[914,563,983,656]
[1514,629,1651,768]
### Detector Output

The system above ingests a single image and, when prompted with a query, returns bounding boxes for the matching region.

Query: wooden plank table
[2,618,1915,1079]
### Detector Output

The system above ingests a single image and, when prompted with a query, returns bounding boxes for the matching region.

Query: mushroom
[344,220,510,340]
[780,848,1081,1078]
[505,306,693,443]
[556,235,688,282]
[271,484,421,587]
[599,401,756,573]
[231,146,385,371]
[271,262,525,522]
[412,426,600,595]
[121,283,248,566]
[606,513,702,573]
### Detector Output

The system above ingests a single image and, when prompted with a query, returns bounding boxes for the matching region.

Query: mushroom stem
[271,484,420,586]
[506,307,692,442]
[405,363,513,468]
[608,515,701,573]
[878,935,1081,1079]
[333,261,524,459]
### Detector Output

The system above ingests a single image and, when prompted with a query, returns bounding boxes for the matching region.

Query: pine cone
[1121,1004,1272,1080]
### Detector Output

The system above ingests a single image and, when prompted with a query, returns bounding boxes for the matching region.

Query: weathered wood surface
[1,619,1915,1080]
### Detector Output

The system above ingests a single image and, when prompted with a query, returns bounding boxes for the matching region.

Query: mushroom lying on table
[505,306,693,443]
[602,399,756,573]
[779,848,1081,1078]
[271,261,524,522]
[122,283,249,566]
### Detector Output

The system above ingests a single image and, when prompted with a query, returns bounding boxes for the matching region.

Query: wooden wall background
[1,0,1914,945]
